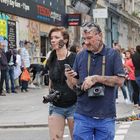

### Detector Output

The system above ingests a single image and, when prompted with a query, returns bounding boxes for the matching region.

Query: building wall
[0,0,66,63]
[98,0,140,49]
[0,11,56,63]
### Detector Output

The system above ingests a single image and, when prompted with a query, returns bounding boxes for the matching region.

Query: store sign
[93,8,108,18]
[109,0,122,4]
[7,20,16,49]
[0,19,7,38]
[67,14,81,26]
[0,0,64,26]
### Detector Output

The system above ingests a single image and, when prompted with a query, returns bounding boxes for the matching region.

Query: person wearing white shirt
[20,41,30,92]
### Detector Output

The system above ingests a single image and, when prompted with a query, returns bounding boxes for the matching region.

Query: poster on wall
[0,19,7,38]
[7,20,16,49]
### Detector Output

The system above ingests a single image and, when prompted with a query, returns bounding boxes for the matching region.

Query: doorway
[40,35,49,62]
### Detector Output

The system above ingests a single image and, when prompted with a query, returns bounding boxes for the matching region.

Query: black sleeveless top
[48,52,77,107]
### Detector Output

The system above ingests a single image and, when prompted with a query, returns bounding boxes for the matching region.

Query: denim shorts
[49,103,76,119]
[73,113,115,140]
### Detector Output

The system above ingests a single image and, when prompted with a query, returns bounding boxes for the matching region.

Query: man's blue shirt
[73,45,125,118]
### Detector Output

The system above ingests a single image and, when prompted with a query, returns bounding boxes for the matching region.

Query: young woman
[47,27,77,139]
[125,50,140,108]
[124,50,140,109]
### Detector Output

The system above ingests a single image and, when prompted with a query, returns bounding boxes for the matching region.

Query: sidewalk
[0,86,140,128]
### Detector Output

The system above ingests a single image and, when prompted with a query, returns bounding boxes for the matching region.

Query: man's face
[82,30,102,52]
[0,42,5,50]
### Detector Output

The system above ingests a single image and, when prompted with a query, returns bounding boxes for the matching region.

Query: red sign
[67,14,81,26]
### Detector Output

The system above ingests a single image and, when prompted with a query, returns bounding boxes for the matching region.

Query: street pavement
[0,86,140,128]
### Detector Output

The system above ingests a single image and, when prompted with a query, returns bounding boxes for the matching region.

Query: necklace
[57,49,69,60]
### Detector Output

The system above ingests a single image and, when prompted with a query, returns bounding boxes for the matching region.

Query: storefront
[0,0,65,62]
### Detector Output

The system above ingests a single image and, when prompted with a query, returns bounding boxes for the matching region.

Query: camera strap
[88,53,106,76]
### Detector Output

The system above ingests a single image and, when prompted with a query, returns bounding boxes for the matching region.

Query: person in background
[113,43,130,103]
[132,45,140,108]
[5,49,17,93]
[124,50,139,107]
[13,49,22,89]
[0,42,8,96]
[81,42,87,50]
[65,22,125,140]
[47,27,77,139]
[70,42,82,53]
[20,41,30,92]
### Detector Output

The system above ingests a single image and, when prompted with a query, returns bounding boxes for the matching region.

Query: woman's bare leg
[48,115,65,140]
[67,118,74,139]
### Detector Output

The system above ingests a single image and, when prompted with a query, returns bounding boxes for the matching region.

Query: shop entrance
[40,35,49,62]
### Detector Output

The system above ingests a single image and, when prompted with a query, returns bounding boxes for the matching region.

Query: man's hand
[82,75,98,91]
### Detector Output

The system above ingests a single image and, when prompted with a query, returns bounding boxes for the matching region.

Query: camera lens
[93,88,100,94]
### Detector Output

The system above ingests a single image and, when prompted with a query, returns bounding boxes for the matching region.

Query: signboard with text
[67,14,81,26]
[7,20,16,49]
[93,8,108,18]
[109,0,122,4]
[0,0,64,26]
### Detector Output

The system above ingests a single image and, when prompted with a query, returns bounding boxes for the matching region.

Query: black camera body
[43,90,61,104]
[88,84,105,97]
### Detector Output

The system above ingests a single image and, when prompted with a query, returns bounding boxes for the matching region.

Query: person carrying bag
[20,68,30,92]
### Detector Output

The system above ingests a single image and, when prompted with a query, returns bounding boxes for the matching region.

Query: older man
[65,22,125,140]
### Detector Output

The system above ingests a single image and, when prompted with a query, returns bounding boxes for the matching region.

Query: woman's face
[125,51,131,59]
[50,31,64,50]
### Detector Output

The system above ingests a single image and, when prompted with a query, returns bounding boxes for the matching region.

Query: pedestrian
[0,42,8,96]
[47,27,77,139]
[14,49,22,88]
[132,45,140,107]
[20,41,30,92]
[5,49,17,93]
[124,50,139,107]
[65,22,125,140]
[113,43,130,103]
[70,42,82,53]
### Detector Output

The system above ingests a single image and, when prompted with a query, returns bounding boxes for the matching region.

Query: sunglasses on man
[81,22,101,33]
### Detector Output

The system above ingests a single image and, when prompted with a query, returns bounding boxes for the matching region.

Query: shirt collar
[86,44,106,56]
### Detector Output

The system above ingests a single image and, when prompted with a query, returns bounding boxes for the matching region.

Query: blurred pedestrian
[0,42,8,96]
[20,41,30,92]
[113,43,130,103]
[132,45,140,108]
[5,49,17,93]
[70,42,82,53]
[13,49,22,89]
[124,50,139,106]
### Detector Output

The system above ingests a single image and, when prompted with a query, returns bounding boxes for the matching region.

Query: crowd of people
[113,42,140,108]
[1,22,140,140]
[0,40,48,96]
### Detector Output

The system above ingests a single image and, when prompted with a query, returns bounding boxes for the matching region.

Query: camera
[43,89,61,104]
[73,84,84,96]
[88,83,105,97]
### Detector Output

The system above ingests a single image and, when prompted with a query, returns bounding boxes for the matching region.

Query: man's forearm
[93,75,125,87]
